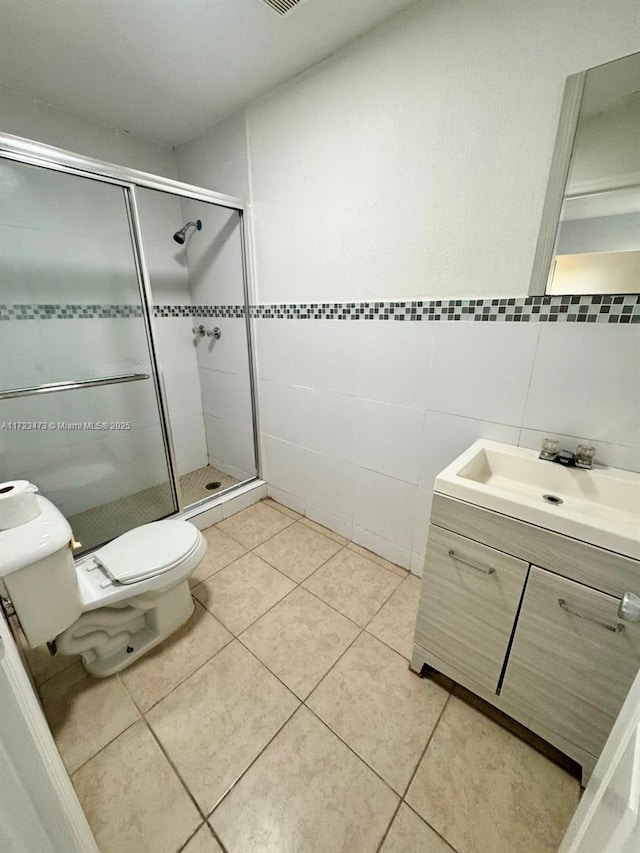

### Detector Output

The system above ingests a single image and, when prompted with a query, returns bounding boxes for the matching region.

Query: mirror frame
[529,71,586,296]
[529,52,640,297]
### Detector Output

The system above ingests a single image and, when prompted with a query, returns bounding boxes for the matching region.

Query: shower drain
[206,481,222,490]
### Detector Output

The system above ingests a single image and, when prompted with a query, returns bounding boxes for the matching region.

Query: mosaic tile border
[0,303,143,320]
[249,294,640,323]
[1,295,638,322]
[153,304,245,318]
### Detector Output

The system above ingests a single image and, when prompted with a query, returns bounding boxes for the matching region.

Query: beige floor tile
[367,575,421,660]
[381,804,454,853]
[73,720,200,853]
[40,662,139,773]
[211,706,398,853]
[262,497,301,519]
[120,601,232,711]
[193,552,295,634]
[406,696,581,853]
[189,527,247,587]
[217,501,294,548]
[147,640,299,814]
[303,548,402,626]
[181,824,224,853]
[299,516,349,545]
[241,587,359,699]
[253,520,343,582]
[307,633,449,793]
[347,542,408,578]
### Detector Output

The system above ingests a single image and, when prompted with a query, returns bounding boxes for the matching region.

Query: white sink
[435,440,640,560]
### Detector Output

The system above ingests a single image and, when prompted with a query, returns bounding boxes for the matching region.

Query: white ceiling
[0,0,420,146]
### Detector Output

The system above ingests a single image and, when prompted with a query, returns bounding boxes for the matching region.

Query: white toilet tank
[0,496,83,647]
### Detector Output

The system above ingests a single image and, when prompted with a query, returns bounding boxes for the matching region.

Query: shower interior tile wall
[180,199,255,482]
[135,189,208,477]
[255,318,640,574]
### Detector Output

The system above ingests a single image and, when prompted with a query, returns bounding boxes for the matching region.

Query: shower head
[173,219,202,245]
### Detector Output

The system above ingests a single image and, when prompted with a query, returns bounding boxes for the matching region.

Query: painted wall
[175,0,640,572]
[175,111,249,200]
[0,85,177,178]
[245,0,640,304]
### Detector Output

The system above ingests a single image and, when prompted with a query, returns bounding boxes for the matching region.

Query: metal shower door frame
[0,131,261,516]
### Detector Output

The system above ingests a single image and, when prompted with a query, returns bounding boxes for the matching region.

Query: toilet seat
[94,520,202,584]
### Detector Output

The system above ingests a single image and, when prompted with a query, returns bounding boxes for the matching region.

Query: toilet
[0,491,207,677]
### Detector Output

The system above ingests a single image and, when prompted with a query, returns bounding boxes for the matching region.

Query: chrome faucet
[539,438,595,470]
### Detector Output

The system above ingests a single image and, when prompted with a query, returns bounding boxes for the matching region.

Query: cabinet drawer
[501,567,640,757]
[414,525,529,693]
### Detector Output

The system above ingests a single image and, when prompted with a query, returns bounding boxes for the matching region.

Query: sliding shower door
[135,186,258,508]
[0,158,177,551]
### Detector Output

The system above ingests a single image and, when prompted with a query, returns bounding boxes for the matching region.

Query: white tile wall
[353,399,423,484]
[352,466,418,551]
[304,389,355,461]
[523,324,640,449]
[258,380,304,445]
[256,317,640,575]
[304,450,355,522]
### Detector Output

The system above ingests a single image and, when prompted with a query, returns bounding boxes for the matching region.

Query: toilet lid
[94,520,201,584]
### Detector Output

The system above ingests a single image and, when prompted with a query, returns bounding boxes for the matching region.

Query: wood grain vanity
[412,486,640,785]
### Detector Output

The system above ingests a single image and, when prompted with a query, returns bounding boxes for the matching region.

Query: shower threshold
[68,465,239,554]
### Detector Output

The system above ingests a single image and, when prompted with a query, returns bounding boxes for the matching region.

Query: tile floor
[34,498,581,853]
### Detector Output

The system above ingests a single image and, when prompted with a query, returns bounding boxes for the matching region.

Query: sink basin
[435,440,640,560]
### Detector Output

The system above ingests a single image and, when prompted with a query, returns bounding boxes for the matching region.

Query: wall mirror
[530,51,640,296]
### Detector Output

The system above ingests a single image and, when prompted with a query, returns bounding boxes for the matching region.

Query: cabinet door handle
[448,549,495,575]
[558,598,624,633]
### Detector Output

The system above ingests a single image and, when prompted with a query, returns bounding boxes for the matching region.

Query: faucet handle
[575,444,596,469]
[539,437,560,460]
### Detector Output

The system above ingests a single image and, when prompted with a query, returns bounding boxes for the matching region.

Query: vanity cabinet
[413,494,640,783]
[415,526,527,693]
[500,567,640,759]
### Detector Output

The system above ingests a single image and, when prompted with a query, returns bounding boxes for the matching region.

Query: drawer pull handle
[448,549,495,575]
[558,599,624,633]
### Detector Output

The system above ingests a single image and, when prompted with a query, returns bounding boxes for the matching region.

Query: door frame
[0,612,99,852]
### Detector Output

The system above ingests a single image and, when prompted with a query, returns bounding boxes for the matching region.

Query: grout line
[175,822,206,853]
[401,692,451,801]
[303,701,401,795]
[375,692,453,853]
[142,716,208,823]
[123,638,235,715]
[205,693,301,819]
[401,801,460,853]
[68,715,141,777]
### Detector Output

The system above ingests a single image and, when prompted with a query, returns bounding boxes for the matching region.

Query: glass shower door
[0,157,177,551]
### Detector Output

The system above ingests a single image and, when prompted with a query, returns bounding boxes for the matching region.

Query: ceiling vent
[260,0,305,15]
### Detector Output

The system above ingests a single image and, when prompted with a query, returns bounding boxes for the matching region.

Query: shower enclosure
[0,134,259,553]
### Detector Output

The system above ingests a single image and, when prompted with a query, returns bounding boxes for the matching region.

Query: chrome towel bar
[0,372,150,400]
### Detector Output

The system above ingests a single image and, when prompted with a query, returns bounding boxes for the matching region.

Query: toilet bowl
[0,493,207,677]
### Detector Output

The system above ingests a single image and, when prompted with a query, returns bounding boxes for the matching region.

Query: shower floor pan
[68,465,239,554]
